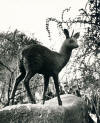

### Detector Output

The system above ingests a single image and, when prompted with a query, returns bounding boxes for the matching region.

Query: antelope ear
[64,29,69,38]
[74,32,80,39]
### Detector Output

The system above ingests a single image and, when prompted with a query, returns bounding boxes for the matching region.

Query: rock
[0,94,89,123]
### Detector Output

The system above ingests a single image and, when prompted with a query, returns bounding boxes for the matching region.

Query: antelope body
[9,29,80,105]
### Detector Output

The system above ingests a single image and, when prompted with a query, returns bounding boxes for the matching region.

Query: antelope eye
[70,40,74,43]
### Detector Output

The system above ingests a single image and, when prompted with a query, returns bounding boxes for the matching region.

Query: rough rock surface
[0,94,89,123]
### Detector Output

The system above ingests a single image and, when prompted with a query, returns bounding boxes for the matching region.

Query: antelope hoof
[41,99,45,105]
[58,100,62,106]
[31,100,36,104]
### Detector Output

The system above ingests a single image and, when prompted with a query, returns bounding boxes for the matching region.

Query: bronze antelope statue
[9,29,80,106]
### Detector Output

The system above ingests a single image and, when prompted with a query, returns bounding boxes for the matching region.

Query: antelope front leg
[53,74,62,105]
[42,75,49,104]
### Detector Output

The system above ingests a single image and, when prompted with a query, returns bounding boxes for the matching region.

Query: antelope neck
[57,46,72,71]
[60,45,72,60]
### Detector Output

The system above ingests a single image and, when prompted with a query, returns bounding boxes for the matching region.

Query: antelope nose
[75,44,79,48]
